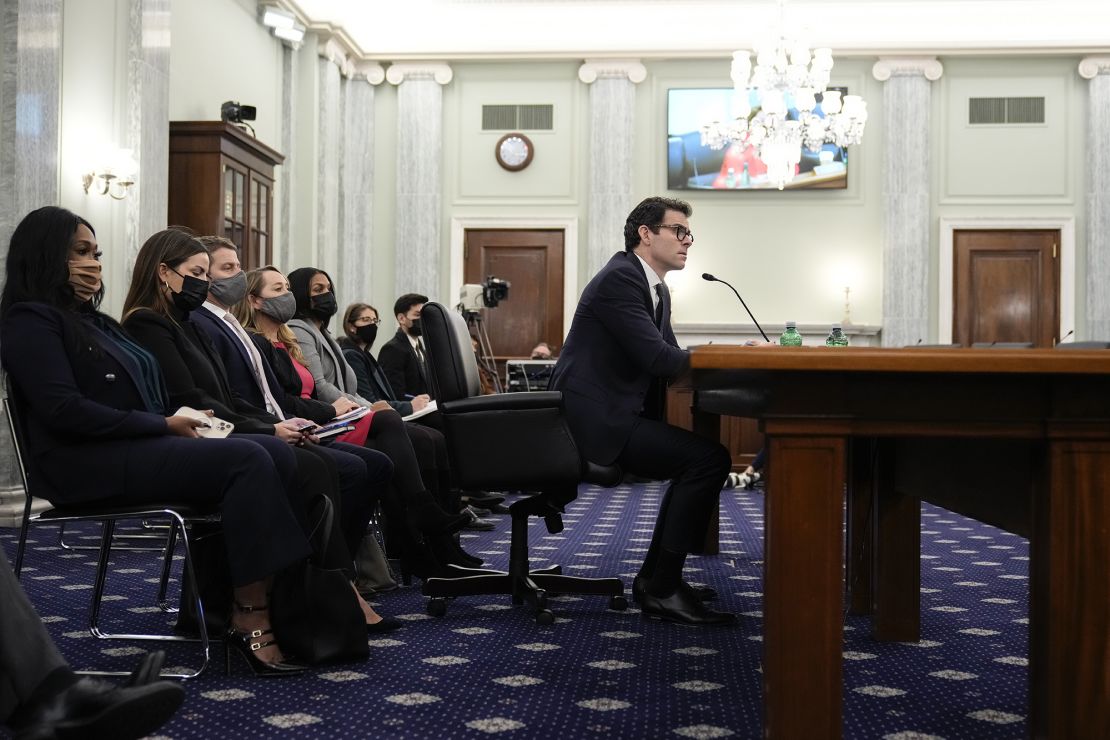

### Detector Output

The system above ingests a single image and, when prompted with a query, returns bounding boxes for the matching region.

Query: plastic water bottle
[725,167,737,188]
[779,321,803,346]
[825,324,849,347]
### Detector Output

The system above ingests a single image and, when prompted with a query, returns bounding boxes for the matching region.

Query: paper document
[402,400,438,422]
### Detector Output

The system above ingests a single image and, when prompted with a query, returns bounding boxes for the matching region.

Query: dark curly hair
[623,196,692,251]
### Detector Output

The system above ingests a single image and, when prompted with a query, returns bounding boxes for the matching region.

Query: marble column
[315,39,343,277]
[388,62,452,301]
[278,44,297,272]
[0,0,62,527]
[123,0,171,273]
[872,57,943,348]
[579,60,647,279]
[1080,56,1110,340]
[338,62,384,307]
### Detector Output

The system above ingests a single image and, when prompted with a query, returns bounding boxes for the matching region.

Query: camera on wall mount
[459,276,511,314]
[221,101,257,137]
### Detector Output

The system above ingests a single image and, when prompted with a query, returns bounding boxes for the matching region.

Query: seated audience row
[0,207,481,681]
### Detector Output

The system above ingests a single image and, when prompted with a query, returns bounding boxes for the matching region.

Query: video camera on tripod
[459,276,511,314]
[458,276,511,393]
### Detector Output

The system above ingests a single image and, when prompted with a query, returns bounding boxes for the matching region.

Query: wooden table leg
[873,439,921,642]
[764,433,845,739]
[1030,438,1110,738]
[846,438,876,615]
[692,406,722,555]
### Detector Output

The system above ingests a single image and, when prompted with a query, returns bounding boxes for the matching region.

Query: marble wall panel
[1088,73,1110,340]
[316,58,340,276]
[394,77,442,300]
[880,74,932,347]
[338,77,374,307]
[587,76,635,278]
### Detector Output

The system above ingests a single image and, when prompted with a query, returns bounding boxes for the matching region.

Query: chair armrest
[439,391,562,415]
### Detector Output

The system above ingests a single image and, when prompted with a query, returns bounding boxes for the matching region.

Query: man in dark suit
[378,293,432,400]
[549,196,735,626]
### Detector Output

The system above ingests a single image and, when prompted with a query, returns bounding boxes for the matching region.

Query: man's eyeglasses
[654,224,694,243]
[353,316,381,326]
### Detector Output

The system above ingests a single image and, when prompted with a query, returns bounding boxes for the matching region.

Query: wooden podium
[690,346,1110,739]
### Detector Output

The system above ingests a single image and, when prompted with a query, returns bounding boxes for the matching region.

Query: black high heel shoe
[224,603,307,678]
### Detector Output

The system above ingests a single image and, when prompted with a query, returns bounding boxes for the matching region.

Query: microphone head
[701,273,716,281]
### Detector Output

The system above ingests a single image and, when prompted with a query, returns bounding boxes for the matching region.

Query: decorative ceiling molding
[1078,56,1110,79]
[577,59,647,84]
[268,1,1110,62]
[350,61,386,85]
[872,57,944,82]
[385,62,454,86]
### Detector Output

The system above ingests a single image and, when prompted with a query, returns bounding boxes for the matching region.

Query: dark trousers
[617,417,732,556]
[321,441,393,557]
[0,548,69,723]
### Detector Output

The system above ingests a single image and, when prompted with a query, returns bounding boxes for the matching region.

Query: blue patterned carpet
[1,483,1028,739]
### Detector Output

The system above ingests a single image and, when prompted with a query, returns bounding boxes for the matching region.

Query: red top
[272,340,370,446]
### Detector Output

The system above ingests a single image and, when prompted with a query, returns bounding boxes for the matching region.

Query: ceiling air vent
[968,97,1045,125]
[482,104,554,131]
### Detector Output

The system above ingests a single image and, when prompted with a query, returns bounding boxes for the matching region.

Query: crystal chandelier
[701,1,868,190]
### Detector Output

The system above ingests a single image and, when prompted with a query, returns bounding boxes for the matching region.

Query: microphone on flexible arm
[701,273,770,342]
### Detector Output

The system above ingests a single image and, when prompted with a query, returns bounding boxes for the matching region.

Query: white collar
[201,299,229,318]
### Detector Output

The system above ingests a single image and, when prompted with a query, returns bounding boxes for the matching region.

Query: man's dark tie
[414,339,427,367]
[654,284,665,328]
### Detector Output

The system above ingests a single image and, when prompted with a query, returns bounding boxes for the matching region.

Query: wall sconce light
[260,5,305,46]
[82,148,138,200]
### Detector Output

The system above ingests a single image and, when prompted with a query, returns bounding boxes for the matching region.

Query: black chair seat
[418,302,628,624]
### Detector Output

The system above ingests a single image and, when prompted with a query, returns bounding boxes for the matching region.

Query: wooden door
[463,229,564,372]
[953,229,1059,347]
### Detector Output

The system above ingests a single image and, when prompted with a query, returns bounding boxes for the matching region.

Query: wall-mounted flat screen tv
[667,87,849,191]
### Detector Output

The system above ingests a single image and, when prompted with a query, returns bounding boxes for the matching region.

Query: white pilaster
[873,57,943,347]
[389,63,452,301]
[579,60,646,279]
[0,0,63,526]
[1081,56,1110,340]
[337,64,380,307]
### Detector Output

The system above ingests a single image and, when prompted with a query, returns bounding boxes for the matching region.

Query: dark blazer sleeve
[190,310,267,411]
[0,303,168,440]
[593,265,689,379]
[342,347,412,415]
[122,309,274,434]
[251,334,336,425]
[377,333,411,399]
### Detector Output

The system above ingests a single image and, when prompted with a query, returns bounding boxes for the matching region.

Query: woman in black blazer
[0,207,307,675]
[119,229,400,634]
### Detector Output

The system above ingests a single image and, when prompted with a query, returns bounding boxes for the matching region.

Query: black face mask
[171,271,210,314]
[355,324,378,347]
[310,291,338,319]
[408,317,423,337]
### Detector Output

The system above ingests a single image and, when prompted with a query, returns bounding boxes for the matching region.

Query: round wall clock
[495,132,534,171]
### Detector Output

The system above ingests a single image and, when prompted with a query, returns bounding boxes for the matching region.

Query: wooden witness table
[689,345,1110,739]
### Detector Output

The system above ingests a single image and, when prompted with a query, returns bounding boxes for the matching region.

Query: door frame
[449,216,579,336]
[938,217,1074,345]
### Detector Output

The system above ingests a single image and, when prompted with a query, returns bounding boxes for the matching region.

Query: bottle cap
[785,321,796,329]
[831,324,841,330]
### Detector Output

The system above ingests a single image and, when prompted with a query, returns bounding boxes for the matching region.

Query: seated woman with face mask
[0,207,310,676]
[119,229,400,635]
[240,267,482,579]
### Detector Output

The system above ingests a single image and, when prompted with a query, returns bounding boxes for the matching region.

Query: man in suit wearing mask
[549,196,735,626]
[378,293,432,401]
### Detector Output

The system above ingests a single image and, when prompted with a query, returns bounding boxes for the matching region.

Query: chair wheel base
[609,595,629,611]
[426,598,448,617]
[535,610,555,626]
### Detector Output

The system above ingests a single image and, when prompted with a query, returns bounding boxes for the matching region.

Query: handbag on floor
[271,495,369,664]
[354,530,397,596]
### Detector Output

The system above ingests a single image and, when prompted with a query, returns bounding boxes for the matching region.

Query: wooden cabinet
[666,381,763,471]
[168,122,284,270]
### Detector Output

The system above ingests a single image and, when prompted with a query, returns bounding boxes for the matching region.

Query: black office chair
[5,378,218,678]
[418,302,627,624]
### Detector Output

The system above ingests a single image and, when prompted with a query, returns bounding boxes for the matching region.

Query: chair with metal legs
[4,379,219,679]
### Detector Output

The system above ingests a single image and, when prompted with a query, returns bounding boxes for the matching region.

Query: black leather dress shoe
[639,587,737,626]
[631,576,717,604]
[14,677,184,740]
